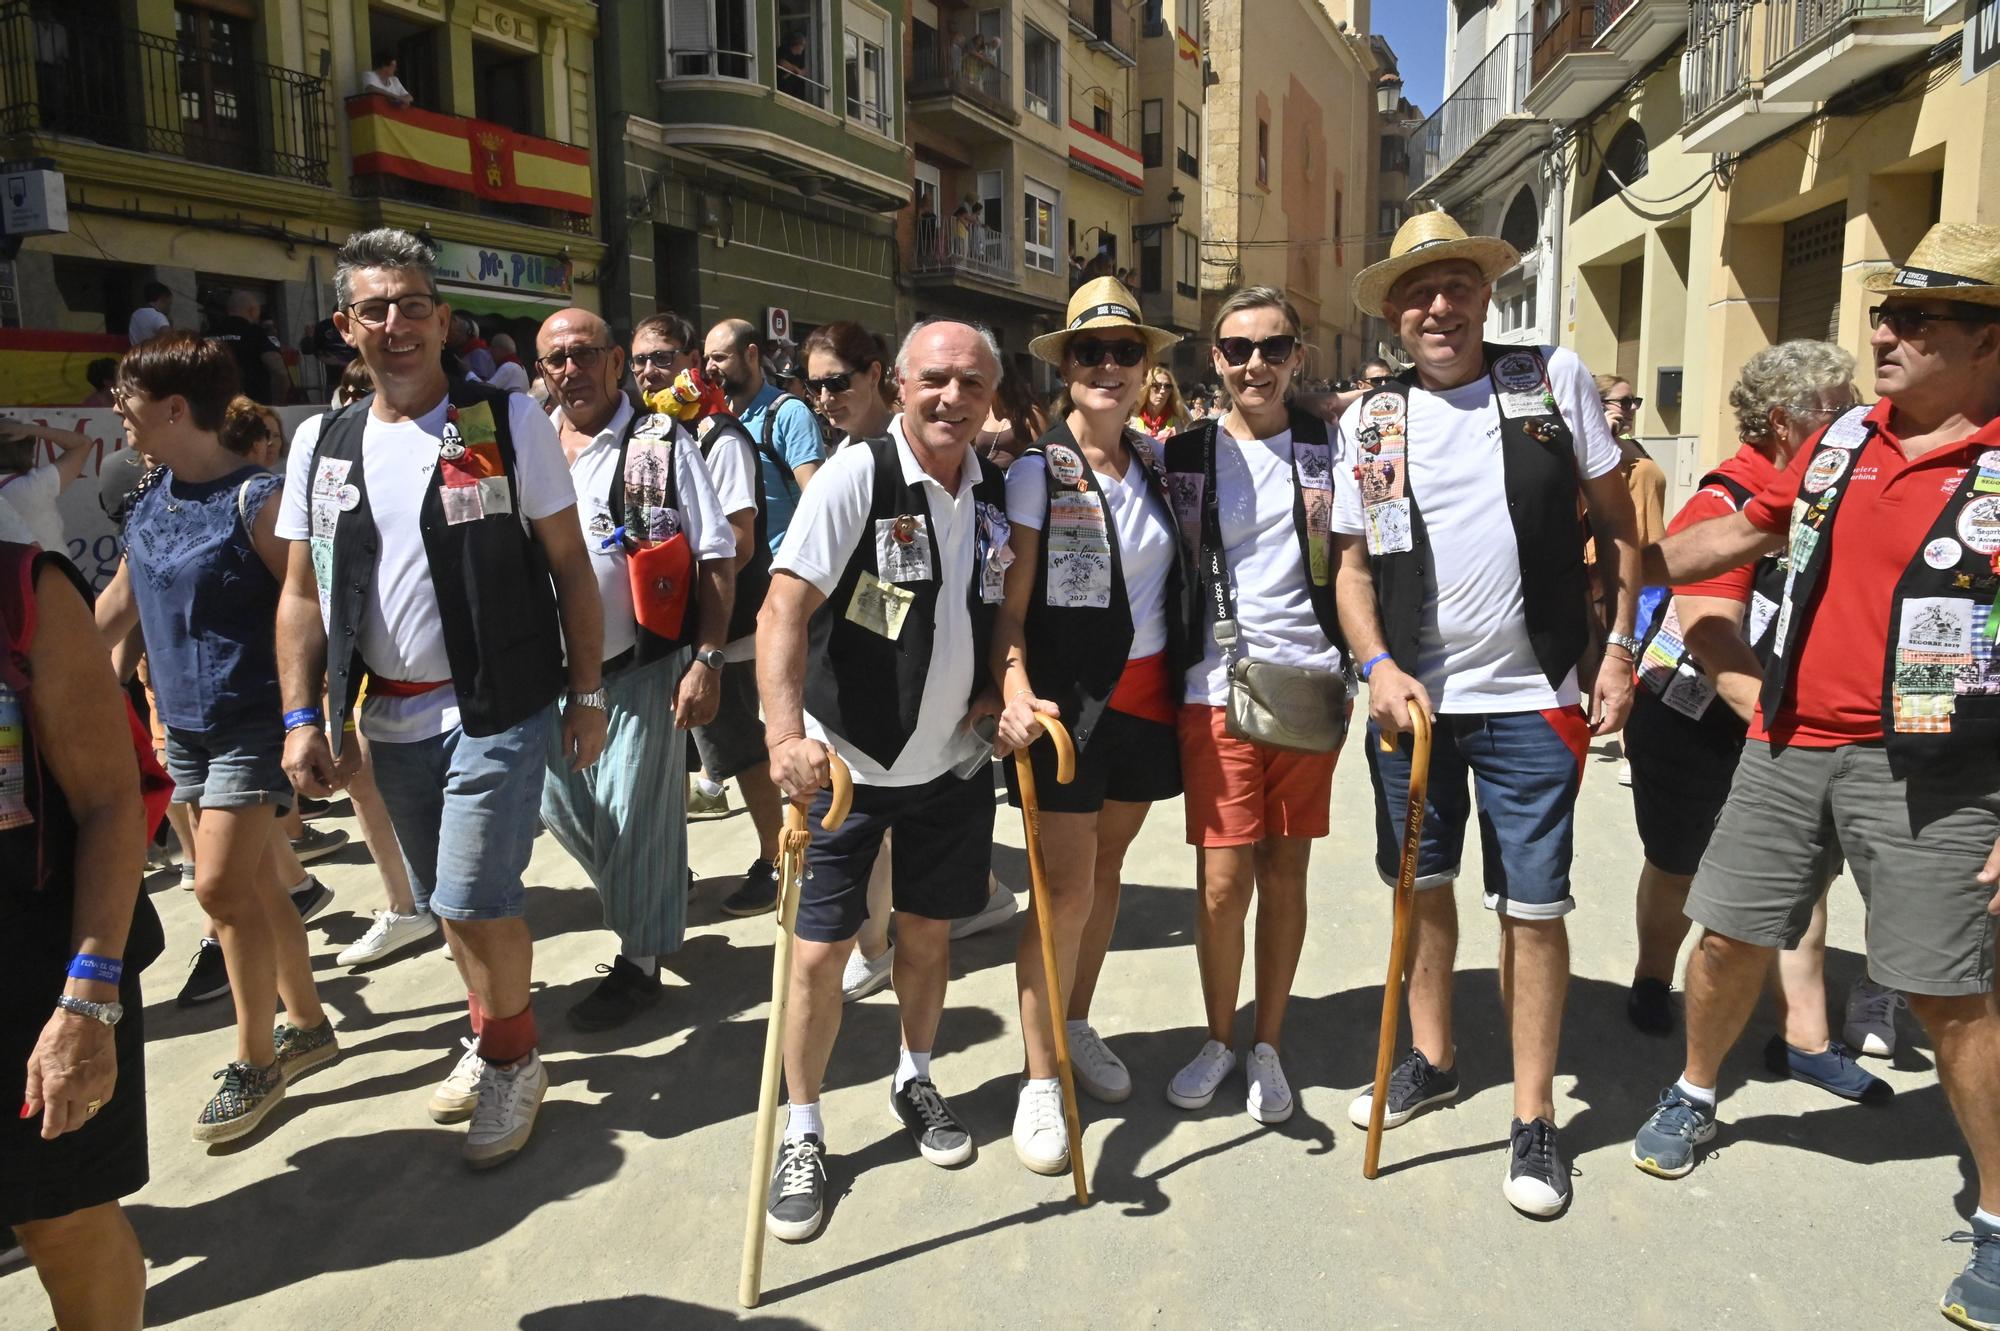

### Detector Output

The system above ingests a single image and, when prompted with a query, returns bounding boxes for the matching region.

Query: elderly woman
[1622,340,1888,1102]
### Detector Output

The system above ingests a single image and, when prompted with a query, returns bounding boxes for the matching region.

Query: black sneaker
[1346,1046,1460,1130]
[567,956,664,1031]
[1627,977,1675,1036]
[891,1076,973,1166]
[290,876,332,922]
[177,938,231,1006]
[289,826,349,864]
[721,859,779,918]
[296,794,331,818]
[1502,1117,1573,1217]
[766,1134,827,1243]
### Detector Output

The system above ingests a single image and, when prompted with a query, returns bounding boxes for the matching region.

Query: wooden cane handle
[823,750,853,828]
[1378,704,1433,760]
[1031,713,1078,785]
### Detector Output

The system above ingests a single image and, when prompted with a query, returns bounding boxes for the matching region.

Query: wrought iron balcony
[0,1,331,185]
[910,39,1019,126]
[1681,0,1754,124]
[1068,0,1137,68]
[1766,0,1928,72]
[1409,32,1533,196]
[909,220,1018,285]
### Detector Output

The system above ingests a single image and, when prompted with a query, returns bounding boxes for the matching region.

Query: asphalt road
[1,734,1975,1330]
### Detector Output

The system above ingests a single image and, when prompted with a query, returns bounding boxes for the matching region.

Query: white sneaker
[1067,1022,1132,1103]
[463,1050,548,1169]
[428,1038,486,1124]
[337,909,439,967]
[1244,1042,1294,1124]
[1011,1080,1069,1176]
[1166,1039,1236,1110]
[1617,759,1633,787]
[949,877,1020,939]
[1843,979,1905,1057]
[841,944,894,1002]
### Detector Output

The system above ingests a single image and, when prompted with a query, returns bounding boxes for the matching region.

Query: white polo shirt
[772,416,984,787]
[553,398,736,663]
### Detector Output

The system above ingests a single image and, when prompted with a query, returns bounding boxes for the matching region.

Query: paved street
[1,734,1974,1330]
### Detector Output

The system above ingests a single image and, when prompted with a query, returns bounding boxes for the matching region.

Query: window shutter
[1779,204,1845,346]
[669,0,713,55]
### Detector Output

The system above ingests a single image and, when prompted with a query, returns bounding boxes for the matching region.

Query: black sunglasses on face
[538,344,613,372]
[806,371,856,396]
[629,351,681,370]
[1361,374,1394,388]
[1216,335,1299,367]
[1603,395,1643,411]
[1869,305,1994,337]
[1070,337,1146,368]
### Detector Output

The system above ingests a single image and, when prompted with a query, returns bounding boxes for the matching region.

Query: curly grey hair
[334,228,438,308]
[1729,340,1856,443]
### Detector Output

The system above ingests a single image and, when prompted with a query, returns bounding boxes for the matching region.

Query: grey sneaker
[1631,1086,1718,1179]
[767,1133,827,1243]
[1347,1046,1460,1130]
[272,1018,340,1082]
[1943,1216,2000,1331]
[1503,1117,1572,1217]
[462,1050,547,1169]
[890,1077,973,1166]
[841,944,894,1002]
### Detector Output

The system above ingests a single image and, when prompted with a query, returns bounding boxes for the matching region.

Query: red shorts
[1177,704,1339,847]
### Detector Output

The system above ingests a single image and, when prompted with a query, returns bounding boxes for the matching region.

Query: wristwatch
[1605,632,1643,656]
[57,996,124,1027]
[695,647,726,671]
[566,687,609,712]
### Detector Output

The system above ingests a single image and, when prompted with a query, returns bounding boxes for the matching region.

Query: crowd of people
[3,211,1999,1331]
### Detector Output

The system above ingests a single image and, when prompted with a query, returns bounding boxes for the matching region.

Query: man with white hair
[754,317,1013,1243]
[486,333,531,393]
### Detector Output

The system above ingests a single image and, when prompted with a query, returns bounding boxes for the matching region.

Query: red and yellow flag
[346,94,592,215]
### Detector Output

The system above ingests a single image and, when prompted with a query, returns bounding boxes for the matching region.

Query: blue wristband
[67,953,123,985]
[283,707,324,733]
[1360,652,1393,681]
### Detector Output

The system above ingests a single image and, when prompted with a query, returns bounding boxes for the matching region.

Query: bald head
[704,317,763,405]
[896,319,1000,456]
[538,306,624,432]
[227,288,260,319]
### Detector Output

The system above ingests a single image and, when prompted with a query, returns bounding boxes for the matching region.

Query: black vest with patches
[1020,420,1198,750]
[697,411,773,645]
[802,436,1006,767]
[314,380,564,754]
[1362,345,1589,689]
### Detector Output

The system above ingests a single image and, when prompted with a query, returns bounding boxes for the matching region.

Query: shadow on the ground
[521,1296,821,1329]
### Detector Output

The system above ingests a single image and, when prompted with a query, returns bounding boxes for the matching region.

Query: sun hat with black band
[1351,209,1520,318]
[1029,276,1182,365]
[1862,222,2000,309]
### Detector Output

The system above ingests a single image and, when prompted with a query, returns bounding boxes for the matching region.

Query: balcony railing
[1682,0,1753,123]
[1532,2,1605,84]
[910,40,1017,123]
[776,65,831,111]
[1596,0,1639,32]
[910,220,1016,284]
[1766,0,1925,69]
[1068,0,1137,66]
[1409,32,1532,193]
[0,2,331,185]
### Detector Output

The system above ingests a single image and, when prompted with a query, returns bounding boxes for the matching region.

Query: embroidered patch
[875,515,933,583]
[1364,497,1413,556]
[1958,495,2000,555]
[1818,409,1870,451]
[1046,490,1111,609]
[1491,352,1543,393]
[476,474,512,517]
[441,483,484,525]
[0,683,31,831]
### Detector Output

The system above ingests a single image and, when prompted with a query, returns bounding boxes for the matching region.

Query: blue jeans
[163,714,291,812]
[368,706,554,921]
[1366,707,1590,920]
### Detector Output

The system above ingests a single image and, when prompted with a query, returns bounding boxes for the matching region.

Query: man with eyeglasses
[534,308,738,1032]
[628,311,698,399]
[1627,221,2000,1331]
[1333,211,1638,1218]
[273,227,606,1169]
[699,317,830,916]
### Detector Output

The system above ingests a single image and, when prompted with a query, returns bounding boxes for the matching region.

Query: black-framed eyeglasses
[806,371,855,396]
[629,350,682,370]
[1869,305,1995,337]
[538,344,614,372]
[343,293,439,326]
[1216,335,1299,367]
[1603,395,1644,411]
[1070,337,1146,368]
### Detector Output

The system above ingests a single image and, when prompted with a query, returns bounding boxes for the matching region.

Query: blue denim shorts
[163,715,292,813]
[367,706,554,922]
[1365,707,1591,920]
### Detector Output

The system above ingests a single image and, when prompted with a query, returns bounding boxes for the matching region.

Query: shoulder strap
[1696,470,1756,510]
[1197,419,1237,646]
[757,397,801,498]
[237,477,255,527]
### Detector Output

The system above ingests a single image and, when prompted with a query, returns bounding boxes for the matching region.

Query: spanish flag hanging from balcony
[346,94,593,215]
[1176,27,1200,62]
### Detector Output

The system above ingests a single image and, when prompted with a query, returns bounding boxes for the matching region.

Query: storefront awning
[437,285,572,321]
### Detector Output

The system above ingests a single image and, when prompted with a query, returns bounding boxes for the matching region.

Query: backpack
[0,542,174,867]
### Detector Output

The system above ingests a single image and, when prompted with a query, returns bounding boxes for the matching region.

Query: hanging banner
[345,94,593,215]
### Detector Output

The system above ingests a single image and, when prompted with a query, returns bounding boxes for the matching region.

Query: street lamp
[1376,72,1404,118]
[1166,185,1186,227]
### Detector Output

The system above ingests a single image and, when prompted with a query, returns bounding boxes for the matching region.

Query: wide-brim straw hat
[1352,209,1520,317]
[1862,222,2000,308]
[1029,277,1182,365]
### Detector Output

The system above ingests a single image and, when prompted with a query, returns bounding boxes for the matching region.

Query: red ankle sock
[476,1002,537,1066]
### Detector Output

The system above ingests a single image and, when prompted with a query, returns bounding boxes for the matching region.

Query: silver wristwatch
[566,687,609,712]
[1606,632,1643,656]
[695,647,726,671]
[57,995,124,1026]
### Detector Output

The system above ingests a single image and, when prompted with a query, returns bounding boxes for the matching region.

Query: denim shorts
[163,715,292,813]
[1366,707,1591,920]
[367,706,554,921]
[795,769,995,944]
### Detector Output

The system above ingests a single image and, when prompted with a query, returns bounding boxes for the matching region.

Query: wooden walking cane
[1013,713,1089,1206]
[739,749,853,1310]
[1364,706,1433,1181]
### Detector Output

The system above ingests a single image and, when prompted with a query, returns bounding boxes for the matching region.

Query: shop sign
[433,241,573,296]
[1967,0,2000,85]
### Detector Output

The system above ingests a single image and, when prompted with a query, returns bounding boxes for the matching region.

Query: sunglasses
[1070,338,1146,368]
[1216,335,1299,367]
[806,371,857,396]
[1361,374,1394,388]
[1603,395,1644,411]
[629,350,682,370]
[343,293,439,326]
[1869,305,1996,337]
[537,344,613,372]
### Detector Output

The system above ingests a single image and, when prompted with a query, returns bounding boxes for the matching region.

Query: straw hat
[1351,209,1520,317]
[1862,222,2000,308]
[1028,277,1182,365]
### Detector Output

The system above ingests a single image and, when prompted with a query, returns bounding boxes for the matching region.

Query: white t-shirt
[127,305,170,346]
[1005,449,1175,659]
[277,391,578,741]
[1185,426,1345,706]
[1331,345,1621,713]
[697,422,760,660]
[486,360,531,394]
[0,494,36,545]
[552,400,735,663]
[362,70,411,101]
[772,417,986,787]
[0,464,64,552]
